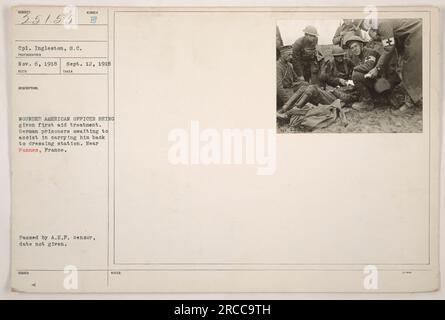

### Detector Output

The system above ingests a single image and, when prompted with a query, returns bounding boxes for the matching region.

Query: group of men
[276,18,422,120]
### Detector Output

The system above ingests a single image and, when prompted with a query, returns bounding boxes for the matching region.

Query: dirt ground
[277,104,423,133]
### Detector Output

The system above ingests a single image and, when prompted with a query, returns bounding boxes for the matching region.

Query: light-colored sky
[277,20,370,46]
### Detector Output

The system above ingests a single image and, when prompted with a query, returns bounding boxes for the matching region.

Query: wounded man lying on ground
[276,79,358,120]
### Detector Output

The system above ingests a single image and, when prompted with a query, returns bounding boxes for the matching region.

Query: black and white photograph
[276,18,423,133]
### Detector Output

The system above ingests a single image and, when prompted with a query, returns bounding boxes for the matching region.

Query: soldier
[363,19,422,113]
[345,34,401,111]
[332,19,362,48]
[276,45,298,107]
[291,25,323,84]
[344,35,380,110]
[320,46,355,88]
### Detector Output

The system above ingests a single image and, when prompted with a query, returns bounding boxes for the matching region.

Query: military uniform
[351,46,401,107]
[291,36,321,84]
[332,23,362,48]
[351,47,380,72]
[276,58,298,105]
[293,82,337,106]
[373,19,422,103]
[351,47,381,101]
[320,57,355,87]
[277,80,339,116]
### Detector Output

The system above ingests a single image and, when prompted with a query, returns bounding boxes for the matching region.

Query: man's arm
[322,60,342,87]
[346,59,355,79]
[375,21,396,70]
[277,64,292,102]
[353,50,379,73]
[291,39,304,77]
[332,26,342,45]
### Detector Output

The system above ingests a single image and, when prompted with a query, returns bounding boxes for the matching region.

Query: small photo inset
[276,19,422,133]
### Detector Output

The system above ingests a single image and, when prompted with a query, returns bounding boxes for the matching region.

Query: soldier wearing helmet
[345,35,401,111]
[344,35,380,110]
[291,25,323,84]
[320,46,355,88]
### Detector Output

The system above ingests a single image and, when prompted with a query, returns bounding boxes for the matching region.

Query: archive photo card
[10,6,440,293]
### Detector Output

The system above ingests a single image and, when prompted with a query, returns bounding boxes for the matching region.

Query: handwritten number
[32,15,41,24]
[20,13,30,24]
[19,13,72,25]
[54,14,63,24]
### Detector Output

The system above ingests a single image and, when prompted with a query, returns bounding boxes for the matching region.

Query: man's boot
[278,92,300,116]
[277,92,311,119]
[352,81,374,111]
[392,94,415,115]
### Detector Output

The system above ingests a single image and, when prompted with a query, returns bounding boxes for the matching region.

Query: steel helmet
[344,35,366,47]
[303,25,319,37]
[331,46,346,56]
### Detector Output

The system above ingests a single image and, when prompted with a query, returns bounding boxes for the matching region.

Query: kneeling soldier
[346,34,401,111]
[345,35,380,110]
[320,46,355,88]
